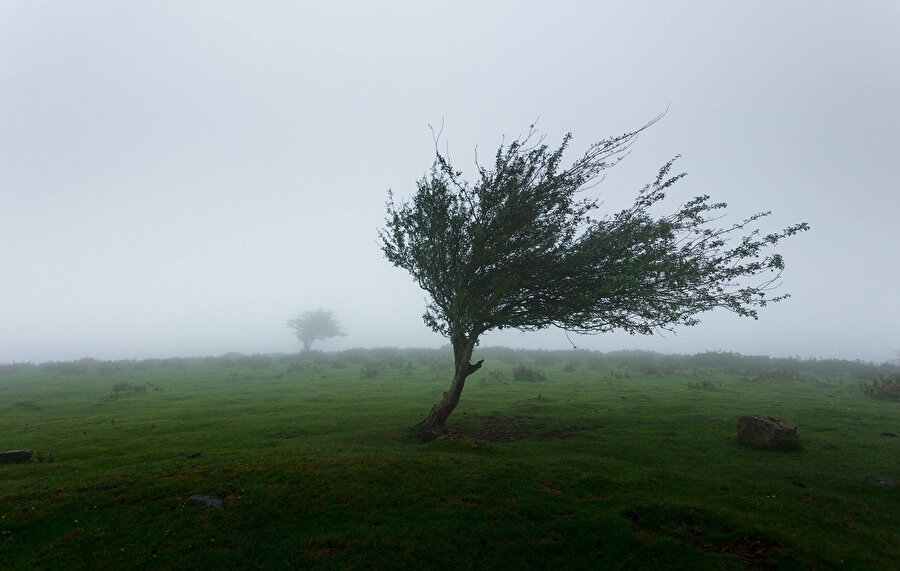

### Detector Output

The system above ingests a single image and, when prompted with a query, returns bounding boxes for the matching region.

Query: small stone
[738,415,799,449]
[189,494,224,509]
[868,477,897,487]
[0,450,34,464]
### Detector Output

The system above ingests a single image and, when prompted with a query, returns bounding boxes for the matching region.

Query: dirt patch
[453,415,540,442]
[443,415,594,442]
[306,537,351,558]
[535,426,585,440]
[625,505,785,568]
[424,495,484,507]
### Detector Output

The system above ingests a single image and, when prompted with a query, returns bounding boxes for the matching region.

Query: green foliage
[286,309,346,351]
[380,119,808,428]
[380,120,809,343]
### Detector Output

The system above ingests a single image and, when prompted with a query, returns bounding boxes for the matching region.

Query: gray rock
[868,477,897,487]
[0,450,34,464]
[189,494,224,509]
[738,415,799,448]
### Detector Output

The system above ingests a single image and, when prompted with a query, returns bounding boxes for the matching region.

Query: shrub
[638,363,674,376]
[360,364,380,379]
[34,451,56,463]
[0,362,35,375]
[512,365,546,382]
[859,373,900,402]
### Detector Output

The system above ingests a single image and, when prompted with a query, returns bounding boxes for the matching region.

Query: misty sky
[1,2,898,363]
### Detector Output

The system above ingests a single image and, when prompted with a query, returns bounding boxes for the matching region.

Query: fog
[1,2,897,364]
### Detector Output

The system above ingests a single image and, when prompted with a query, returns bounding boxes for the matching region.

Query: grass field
[1,349,898,569]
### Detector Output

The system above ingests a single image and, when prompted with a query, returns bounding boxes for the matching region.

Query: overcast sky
[1,1,898,364]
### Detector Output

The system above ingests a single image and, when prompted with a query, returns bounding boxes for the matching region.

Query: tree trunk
[411,336,483,435]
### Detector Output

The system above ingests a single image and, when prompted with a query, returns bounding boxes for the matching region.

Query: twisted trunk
[412,336,483,435]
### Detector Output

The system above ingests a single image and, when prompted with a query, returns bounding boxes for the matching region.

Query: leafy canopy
[380,120,809,345]
[286,309,346,350]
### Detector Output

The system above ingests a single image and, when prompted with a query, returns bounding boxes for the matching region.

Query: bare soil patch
[450,415,539,442]
[445,415,591,442]
[625,505,786,569]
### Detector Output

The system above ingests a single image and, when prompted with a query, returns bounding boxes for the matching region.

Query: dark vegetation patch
[535,426,586,440]
[445,414,591,442]
[34,451,56,463]
[423,494,485,508]
[111,381,163,397]
[512,365,547,382]
[859,373,900,402]
[448,415,540,442]
[286,362,325,375]
[687,380,719,390]
[624,504,789,568]
[745,370,807,383]
[360,363,381,378]
[11,400,42,411]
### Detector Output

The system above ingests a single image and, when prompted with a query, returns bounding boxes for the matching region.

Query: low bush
[360,364,380,379]
[0,362,36,375]
[859,373,900,402]
[512,365,546,382]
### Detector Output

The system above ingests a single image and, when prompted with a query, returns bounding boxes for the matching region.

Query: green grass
[1,350,898,569]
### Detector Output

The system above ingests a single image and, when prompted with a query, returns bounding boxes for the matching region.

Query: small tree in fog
[380,117,809,435]
[287,309,345,352]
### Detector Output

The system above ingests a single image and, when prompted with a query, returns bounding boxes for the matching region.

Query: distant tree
[380,118,809,434]
[287,309,345,352]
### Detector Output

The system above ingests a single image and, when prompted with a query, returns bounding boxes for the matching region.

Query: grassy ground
[1,349,898,569]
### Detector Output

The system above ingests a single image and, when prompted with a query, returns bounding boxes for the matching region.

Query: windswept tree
[380,118,809,434]
[287,309,346,352]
